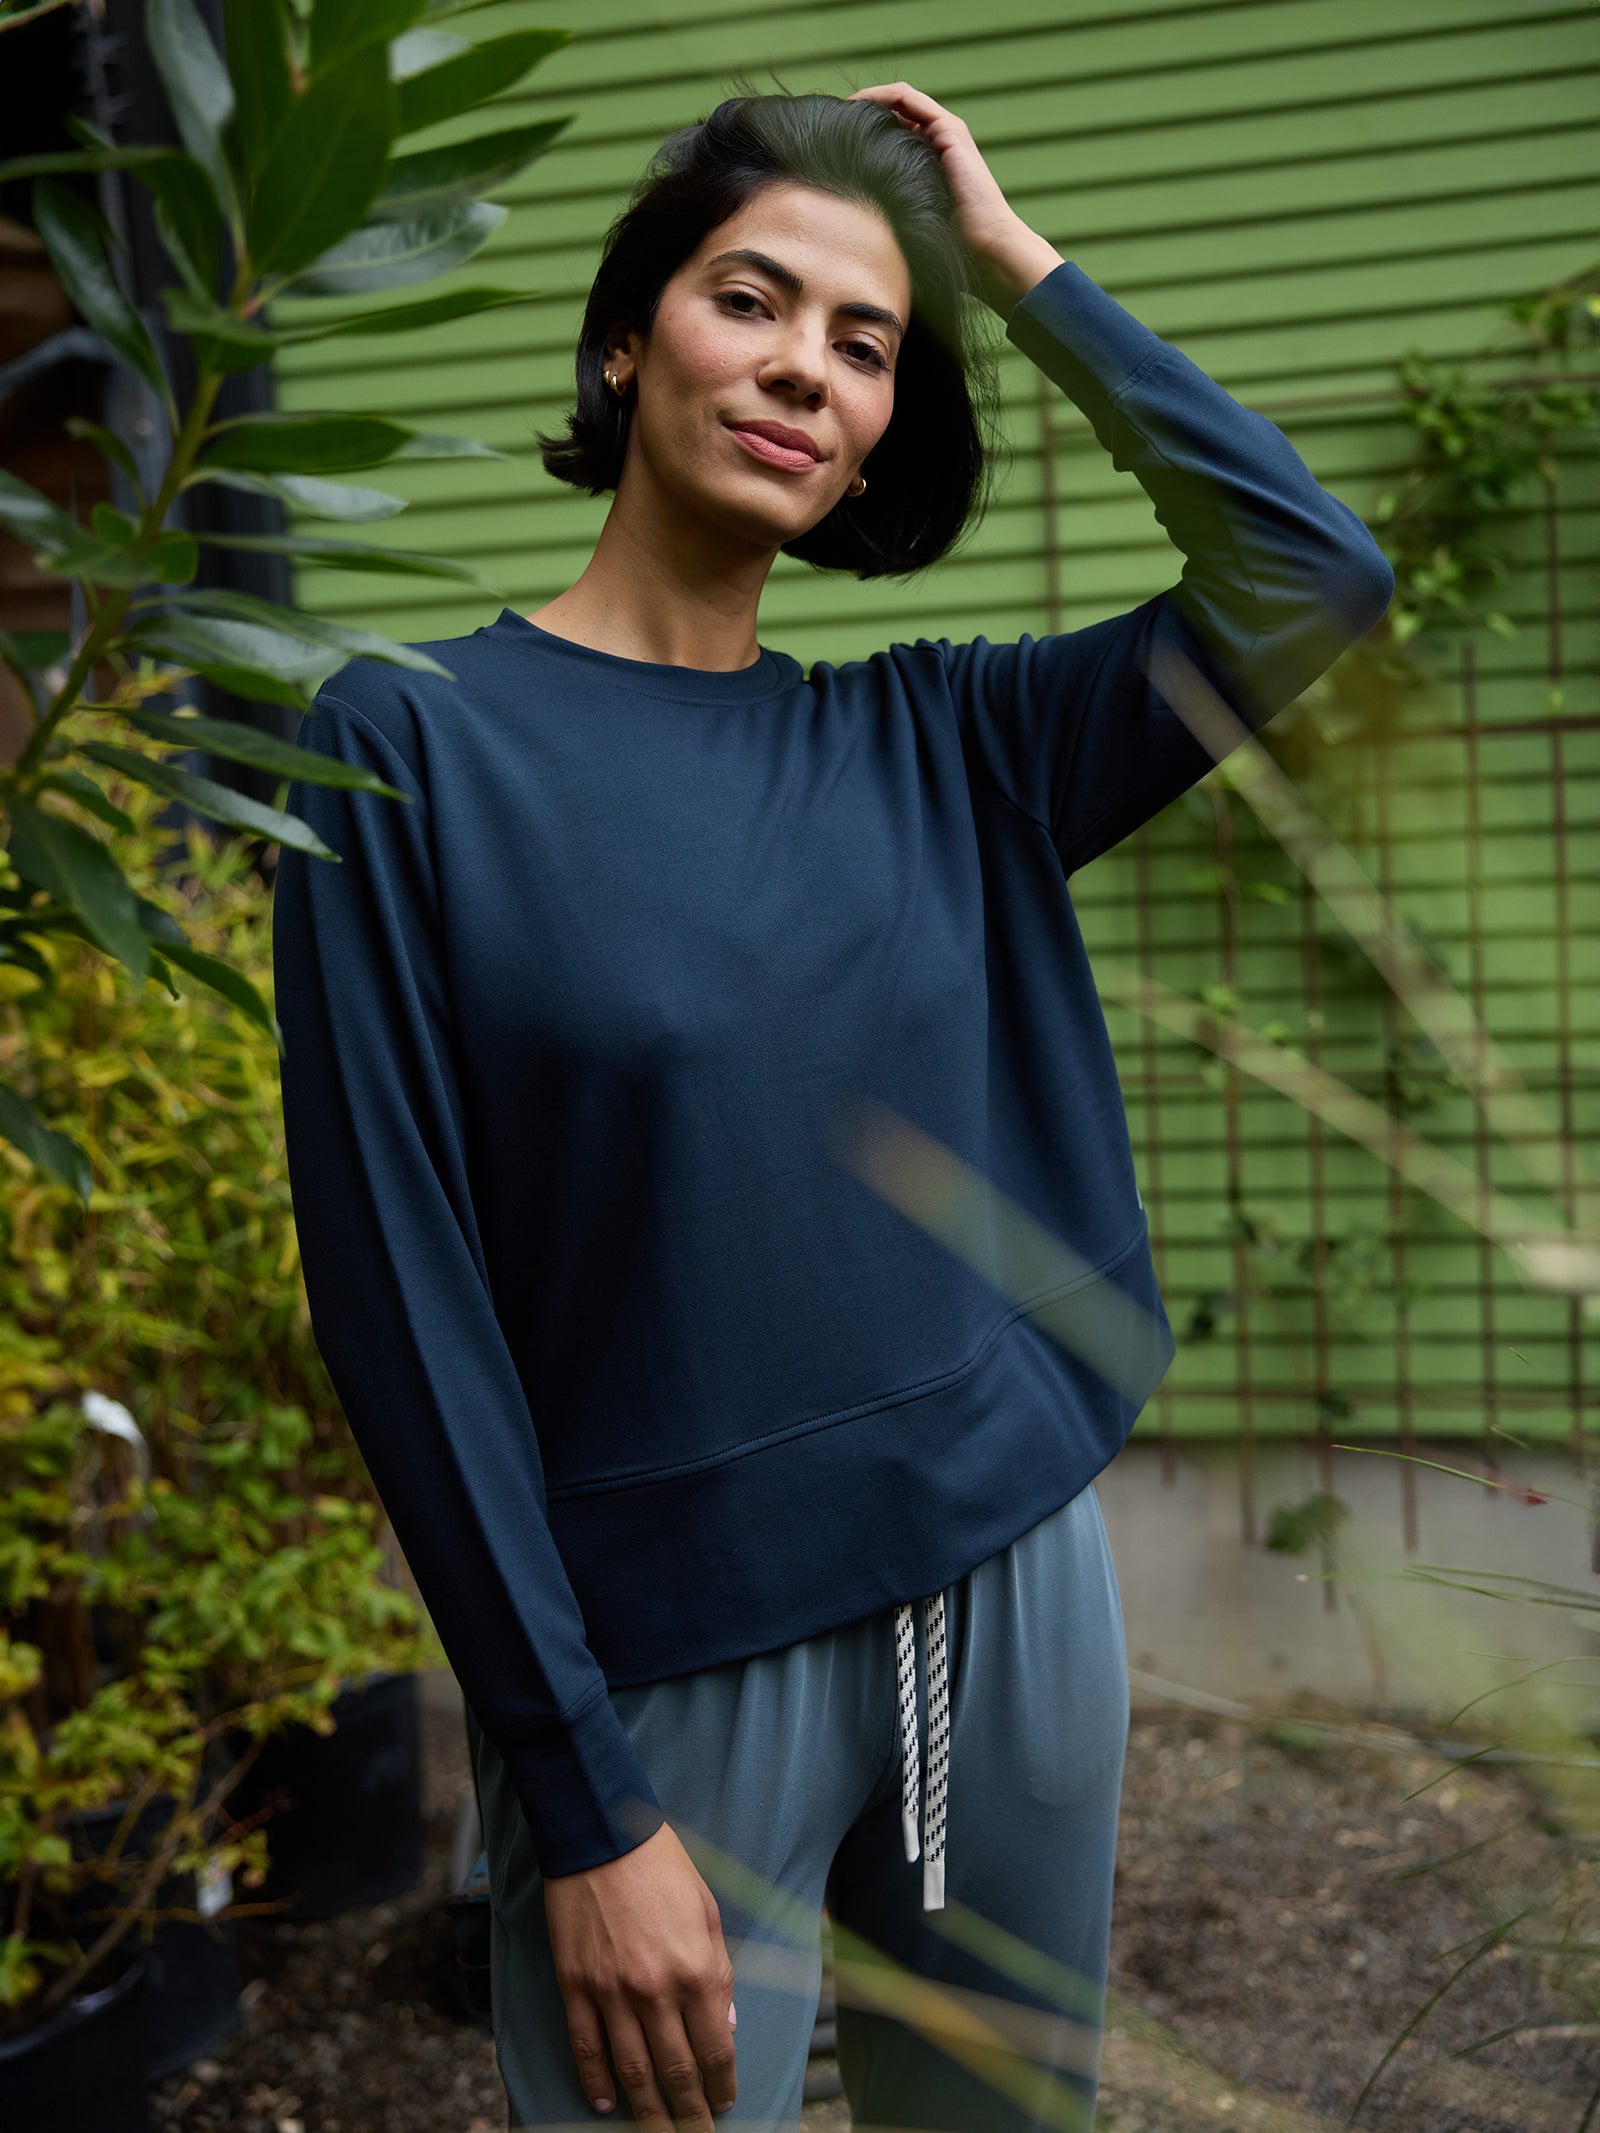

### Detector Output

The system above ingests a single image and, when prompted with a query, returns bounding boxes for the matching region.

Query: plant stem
[12,1856,37,1944]
[29,1727,264,2025]
[7,366,225,793]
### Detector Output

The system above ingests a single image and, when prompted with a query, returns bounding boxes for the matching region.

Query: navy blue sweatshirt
[272,260,1394,1880]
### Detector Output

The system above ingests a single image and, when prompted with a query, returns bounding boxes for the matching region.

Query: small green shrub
[0,751,442,2031]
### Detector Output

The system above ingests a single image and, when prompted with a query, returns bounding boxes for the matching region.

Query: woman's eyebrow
[702,247,905,338]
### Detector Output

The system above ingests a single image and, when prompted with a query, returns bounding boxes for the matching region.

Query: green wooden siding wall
[275,0,1600,1447]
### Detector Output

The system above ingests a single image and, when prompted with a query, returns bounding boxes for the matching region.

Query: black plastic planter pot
[0,1950,151,2133]
[231,1670,424,1921]
[64,1790,241,2082]
[445,1845,493,2025]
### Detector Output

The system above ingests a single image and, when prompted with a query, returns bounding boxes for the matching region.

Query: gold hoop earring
[603,368,627,397]
[848,473,867,498]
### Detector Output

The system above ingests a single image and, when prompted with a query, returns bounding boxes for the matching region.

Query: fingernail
[593,2101,613,2115]
[728,2001,737,2029]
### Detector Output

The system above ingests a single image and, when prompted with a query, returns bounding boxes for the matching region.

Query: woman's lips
[727,426,819,472]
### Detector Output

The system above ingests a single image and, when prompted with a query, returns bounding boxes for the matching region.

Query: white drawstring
[893,1591,949,1909]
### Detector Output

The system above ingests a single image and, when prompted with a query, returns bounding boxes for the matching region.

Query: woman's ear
[603,325,642,393]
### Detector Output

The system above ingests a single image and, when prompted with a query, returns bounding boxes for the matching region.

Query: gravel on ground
[149,1685,1597,2133]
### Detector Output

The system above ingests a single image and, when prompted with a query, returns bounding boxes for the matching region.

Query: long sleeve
[938,259,1395,875]
[271,692,665,1879]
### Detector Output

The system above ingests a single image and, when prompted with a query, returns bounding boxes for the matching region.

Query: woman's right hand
[544,1819,739,2125]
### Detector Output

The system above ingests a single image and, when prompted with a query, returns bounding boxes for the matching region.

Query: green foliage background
[0,723,324,1444]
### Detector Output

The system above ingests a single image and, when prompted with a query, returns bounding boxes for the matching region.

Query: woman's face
[607,180,912,551]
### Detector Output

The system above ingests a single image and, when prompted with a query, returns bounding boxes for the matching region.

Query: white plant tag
[196,1855,233,1920]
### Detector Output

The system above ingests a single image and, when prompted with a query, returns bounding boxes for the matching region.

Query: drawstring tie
[893,1591,949,1910]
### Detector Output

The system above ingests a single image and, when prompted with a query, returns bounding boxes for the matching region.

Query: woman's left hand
[847,83,1064,315]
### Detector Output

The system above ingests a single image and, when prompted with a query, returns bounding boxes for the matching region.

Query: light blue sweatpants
[467,1479,1128,2132]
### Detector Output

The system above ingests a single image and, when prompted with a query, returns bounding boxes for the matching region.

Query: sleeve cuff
[497,1684,665,1880]
[1004,258,1170,415]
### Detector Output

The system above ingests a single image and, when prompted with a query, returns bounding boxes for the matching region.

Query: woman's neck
[527,481,776,674]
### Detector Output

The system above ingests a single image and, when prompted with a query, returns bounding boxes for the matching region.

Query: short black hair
[538,89,1002,580]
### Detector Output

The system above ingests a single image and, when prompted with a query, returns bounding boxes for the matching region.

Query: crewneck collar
[488,608,797,703]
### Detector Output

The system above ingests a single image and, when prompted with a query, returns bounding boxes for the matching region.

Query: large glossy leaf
[142,947,180,998]
[161,287,281,374]
[275,283,535,343]
[185,468,408,521]
[2,469,177,586]
[63,113,116,150]
[394,429,506,460]
[163,588,454,677]
[281,200,504,298]
[224,0,295,177]
[126,611,338,699]
[312,0,430,69]
[0,469,79,548]
[43,491,195,585]
[135,894,191,948]
[394,29,568,135]
[0,626,67,675]
[371,118,567,220]
[119,707,412,795]
[141,529,201,584]
[34,531,183,588]
[132,154,223,305]
[92,503,139,544]
[5,796,148,981]
[147,0,240,228]
[32,182,170,412]
[159,938,282,1044]
[64,416,143,493]
[0,1081,91,1202]
[78,742,339,857]
[250,43,395,277]
[142,946,181,998]
[389,27,464,77]
[198,326,281,377]
[136,654,312,711]
[37,767,136,834]
[0,144,178,182]
[196,530,488,583]
[157,530,204,583]
[196,410,415,473]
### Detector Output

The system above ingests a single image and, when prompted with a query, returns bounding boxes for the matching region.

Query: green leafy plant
[1373,270,1600,658]
[0,1396,442,2030]
[0,0,569,2041]
[2,727,351,1463]
[1157,268,1600,1416]
[1280,1451,1600,2130]
[1254,267,1600,800]
[1162,273,1600,2125]
[0,0,571,1195]
[0,756,446,2030]
[0,759,445,2029]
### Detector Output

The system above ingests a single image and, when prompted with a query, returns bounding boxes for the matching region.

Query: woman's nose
[759,332,829,403]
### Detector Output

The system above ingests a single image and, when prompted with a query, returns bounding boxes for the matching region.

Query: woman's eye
[845,339,889,372]
[715,292,887,371]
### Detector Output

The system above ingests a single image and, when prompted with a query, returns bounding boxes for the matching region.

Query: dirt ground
[150,1686,1598,2133]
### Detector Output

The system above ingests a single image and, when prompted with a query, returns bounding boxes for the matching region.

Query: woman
[273,85,1392,2132]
